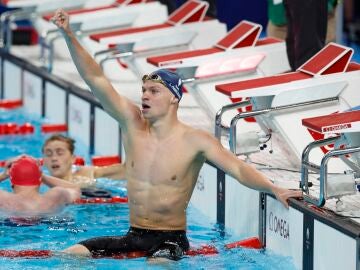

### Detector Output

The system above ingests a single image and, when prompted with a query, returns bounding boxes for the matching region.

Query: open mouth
[142,104,150,110]
[51,164,60,170]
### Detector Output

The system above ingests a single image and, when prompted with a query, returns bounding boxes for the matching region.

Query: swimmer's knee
[62,244,91,256]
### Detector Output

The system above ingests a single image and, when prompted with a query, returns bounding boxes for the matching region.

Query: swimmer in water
[0,134,126,198]
[42,134,126,197]
[42,134,126,188]
[52,9,302,260]
[0,155,80,216]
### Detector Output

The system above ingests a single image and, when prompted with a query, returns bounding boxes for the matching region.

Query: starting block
[35,0,167,70]
[146,20,289,137]
[215,43,360,168]
[0,0,90,50]
[83,0,226,81]
[301,110,360,206]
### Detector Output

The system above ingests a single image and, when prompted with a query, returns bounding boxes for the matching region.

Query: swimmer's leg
[63,234,136,257]
[62,244,91,256]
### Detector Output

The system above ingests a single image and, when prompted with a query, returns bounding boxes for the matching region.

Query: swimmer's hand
[0,155,27,181]
[0,155,42,182]
[51,9,71,35]
[272,186,303,208]
[0,170,8,181]
[0,160,11,181]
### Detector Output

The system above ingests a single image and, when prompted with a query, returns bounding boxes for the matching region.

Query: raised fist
[51,9,71,34]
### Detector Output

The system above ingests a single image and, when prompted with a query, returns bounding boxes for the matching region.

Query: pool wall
[1,51,359,270]
[1,52,121,157]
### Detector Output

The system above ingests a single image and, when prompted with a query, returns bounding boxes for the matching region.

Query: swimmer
[42,134,126,197]
[0,155,80,216]
[42,134,126,187]
[53,9,302,260]
[1,134,126,198]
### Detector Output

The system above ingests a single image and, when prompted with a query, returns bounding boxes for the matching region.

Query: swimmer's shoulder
[183,125,213,143]
[42,187,77,204]
[73,166,94,178]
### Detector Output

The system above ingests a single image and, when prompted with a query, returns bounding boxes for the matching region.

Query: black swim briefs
[79,227,190,260]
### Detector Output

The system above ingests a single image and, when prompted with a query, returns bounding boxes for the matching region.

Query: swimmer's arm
[93,163,126,180]
[46,187,81,204]
[51,9,140,127]
[193,131,302,208]
[42,175,80,190]
[0,171,8,182]
[0,155,24,181]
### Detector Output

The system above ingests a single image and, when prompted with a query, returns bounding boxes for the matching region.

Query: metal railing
[96,43,190,69]
[99,51,134,69]
[39,22,82,72]
[301,139,360,207]
[215,99,251,140]
[300,136,340,194]
[0,0,85,51]
[228,97,339,155]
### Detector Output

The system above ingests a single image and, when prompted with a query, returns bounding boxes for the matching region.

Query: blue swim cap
[143,69,183,101]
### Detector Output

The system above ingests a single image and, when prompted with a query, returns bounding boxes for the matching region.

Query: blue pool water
[0,109,90,162]
[0,108,296,269]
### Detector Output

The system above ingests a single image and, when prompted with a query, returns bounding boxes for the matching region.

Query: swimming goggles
[142,74,166,86]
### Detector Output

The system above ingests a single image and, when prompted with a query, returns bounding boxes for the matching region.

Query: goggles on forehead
[142,70,183,101]
[142,74,166,86]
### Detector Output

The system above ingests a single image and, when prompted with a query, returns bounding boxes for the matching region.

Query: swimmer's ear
[170,96,179,104]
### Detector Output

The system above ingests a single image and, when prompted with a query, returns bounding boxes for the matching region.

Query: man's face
[42,140,74,178]
[141,80,175,119]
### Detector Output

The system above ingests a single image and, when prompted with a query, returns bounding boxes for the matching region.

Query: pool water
[0,108,296,269]
[0,109,90,162]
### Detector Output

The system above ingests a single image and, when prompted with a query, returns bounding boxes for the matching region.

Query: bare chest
[125,134,195,184]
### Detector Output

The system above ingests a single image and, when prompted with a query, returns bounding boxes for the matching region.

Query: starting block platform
[214,43,360,170]
[146,20,289,136]
[300,110,360,211]
[82,0,226,81]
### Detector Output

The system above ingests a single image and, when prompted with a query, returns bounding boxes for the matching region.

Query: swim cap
[143,69,183,101]
[9,156,42,186]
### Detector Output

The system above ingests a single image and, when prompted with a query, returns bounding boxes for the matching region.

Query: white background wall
[94,107,120,156]
[314,220,357,270]
[225,175,260,237]
[23,71,42,116]
[68,94,90,147]
[266,196,303,270]
[4,61,22,99]
[190,163,217,223]
[45,82,67,124]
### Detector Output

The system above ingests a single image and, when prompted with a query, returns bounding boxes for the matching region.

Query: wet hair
[42,134,75,154]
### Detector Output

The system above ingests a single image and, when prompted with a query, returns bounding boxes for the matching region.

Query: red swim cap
[9,156,42,186]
